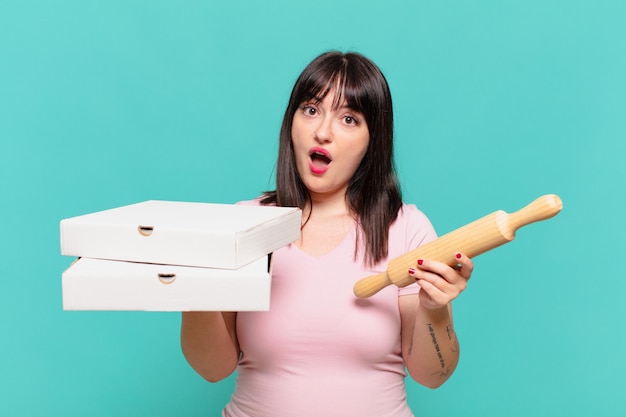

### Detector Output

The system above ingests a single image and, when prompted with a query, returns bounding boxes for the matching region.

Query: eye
[343,114,361,126]
[301,104,318,116]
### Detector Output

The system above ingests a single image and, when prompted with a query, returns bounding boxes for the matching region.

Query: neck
[304,189,351,220]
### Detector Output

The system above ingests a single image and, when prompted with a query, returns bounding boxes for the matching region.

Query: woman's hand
[408,253,473,310]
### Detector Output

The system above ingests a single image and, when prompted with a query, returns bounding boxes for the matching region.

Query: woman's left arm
[399,253,473,388]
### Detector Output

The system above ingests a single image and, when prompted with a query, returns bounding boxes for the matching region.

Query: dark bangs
[291,54,381,122]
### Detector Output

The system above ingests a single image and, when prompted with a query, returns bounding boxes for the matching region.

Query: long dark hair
[261,51,402,265]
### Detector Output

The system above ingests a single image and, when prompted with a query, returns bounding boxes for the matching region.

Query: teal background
[2,0,624,415]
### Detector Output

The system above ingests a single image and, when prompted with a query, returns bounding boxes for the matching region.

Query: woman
[181,51,473,416]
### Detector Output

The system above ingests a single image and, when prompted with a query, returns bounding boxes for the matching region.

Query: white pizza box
[62,256,272,311]
[60,200,301,269]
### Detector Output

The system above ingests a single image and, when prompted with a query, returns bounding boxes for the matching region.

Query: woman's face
[291,89,370,199]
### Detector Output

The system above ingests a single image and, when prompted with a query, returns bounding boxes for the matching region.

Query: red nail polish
[408,267,416,274]
[455,253,462,259]
[417,259,423,266]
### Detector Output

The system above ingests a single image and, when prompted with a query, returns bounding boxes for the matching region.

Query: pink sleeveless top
[223,203,437,417]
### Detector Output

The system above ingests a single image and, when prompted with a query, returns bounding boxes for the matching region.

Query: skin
[401,254,473,388]
[180,310,239,382]
[290,91,370,255]
[180,89,474,388]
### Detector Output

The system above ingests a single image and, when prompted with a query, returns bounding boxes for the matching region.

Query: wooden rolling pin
[353,194,563,298]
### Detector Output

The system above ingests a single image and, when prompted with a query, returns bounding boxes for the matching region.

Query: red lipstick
[309,147,332,175]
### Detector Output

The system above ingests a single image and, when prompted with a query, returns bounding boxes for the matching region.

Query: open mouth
[309,148,332,174]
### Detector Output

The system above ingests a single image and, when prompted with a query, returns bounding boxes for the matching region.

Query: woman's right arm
[180,312,240,382]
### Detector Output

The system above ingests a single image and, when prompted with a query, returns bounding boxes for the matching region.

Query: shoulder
[388,203,438,255]
[395,203,432,228]
[393,203,437,241]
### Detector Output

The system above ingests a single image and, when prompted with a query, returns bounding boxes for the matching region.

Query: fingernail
[417,259,424,266]
[455,253,462,259]
[408,267,416,275]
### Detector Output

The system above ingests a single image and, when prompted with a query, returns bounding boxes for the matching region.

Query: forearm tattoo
[427,323,446,369]
[406,322,459,378]
[446,323,459,353]
[427,322,459,377]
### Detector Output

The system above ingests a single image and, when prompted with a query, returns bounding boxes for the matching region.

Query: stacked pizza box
[60,200,301,312]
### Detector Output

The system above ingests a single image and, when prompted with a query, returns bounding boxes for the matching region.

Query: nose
[314,114,333,143]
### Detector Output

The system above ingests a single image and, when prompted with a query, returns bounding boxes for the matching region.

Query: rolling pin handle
[504,194,563,235]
